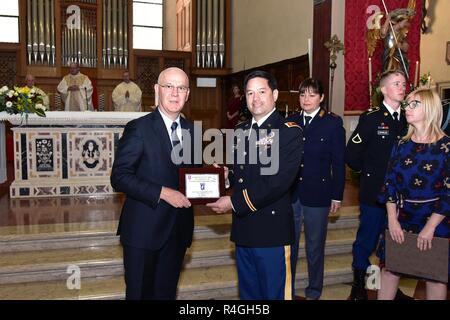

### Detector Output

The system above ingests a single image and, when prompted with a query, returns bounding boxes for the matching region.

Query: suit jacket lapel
[150,109,173,159]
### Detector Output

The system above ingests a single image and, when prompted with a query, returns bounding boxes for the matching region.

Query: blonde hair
[403,88,445,143]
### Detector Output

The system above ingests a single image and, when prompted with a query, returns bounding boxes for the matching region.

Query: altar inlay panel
[1,111,147,198]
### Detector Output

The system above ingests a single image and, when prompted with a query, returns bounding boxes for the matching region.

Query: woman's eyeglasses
[401,100,421,110]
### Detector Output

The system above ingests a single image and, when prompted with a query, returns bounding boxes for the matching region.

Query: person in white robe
[57,63,93,111]
[112,71,142,112]
[23,74,50,109]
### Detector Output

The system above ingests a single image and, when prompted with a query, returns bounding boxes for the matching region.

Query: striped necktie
[171,121,180,148]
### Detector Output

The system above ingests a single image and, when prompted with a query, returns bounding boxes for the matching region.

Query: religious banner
[345,0,422,111]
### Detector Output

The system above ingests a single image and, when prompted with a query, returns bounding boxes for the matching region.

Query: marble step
[0,227,356,285]
[0,206,360,253]
[0,253,353,300]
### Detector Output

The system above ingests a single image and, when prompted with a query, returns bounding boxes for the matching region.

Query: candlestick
[308,38,313,77]
[414,60,419,88]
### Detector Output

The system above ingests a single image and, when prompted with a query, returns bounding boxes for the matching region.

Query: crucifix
[324,34,345,112]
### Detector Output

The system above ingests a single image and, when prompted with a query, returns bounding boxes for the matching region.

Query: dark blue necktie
[304,116,312,129]
[252,122,259,140]
[171,122,180,148]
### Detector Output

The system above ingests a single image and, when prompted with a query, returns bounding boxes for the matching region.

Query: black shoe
[349,269,368,300]
[394,288,414,300]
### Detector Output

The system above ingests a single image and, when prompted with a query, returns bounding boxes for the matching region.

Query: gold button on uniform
[238,178,244,183]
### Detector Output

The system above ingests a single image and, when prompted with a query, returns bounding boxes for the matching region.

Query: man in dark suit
[111,67,197,300]
[207,70,303,300]
[287,78,346,300]
[346,70,409,300]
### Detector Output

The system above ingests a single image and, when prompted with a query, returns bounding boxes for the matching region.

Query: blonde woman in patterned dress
[378,88,449,300]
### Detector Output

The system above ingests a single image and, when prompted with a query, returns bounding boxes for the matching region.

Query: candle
[368,57,372,84]
[414,61,419,88]
[308,38,313,77]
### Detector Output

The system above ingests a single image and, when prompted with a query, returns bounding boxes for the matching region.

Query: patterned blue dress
[378,136,450,276]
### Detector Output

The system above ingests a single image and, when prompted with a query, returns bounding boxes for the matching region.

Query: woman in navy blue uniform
[377,88,449,300]
[287,78,346,299]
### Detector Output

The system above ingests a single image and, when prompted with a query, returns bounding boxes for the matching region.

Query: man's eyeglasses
[402,100,421,110]
[158,83,189,93]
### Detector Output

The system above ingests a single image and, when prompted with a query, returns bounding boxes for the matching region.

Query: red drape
[345,0,422,111]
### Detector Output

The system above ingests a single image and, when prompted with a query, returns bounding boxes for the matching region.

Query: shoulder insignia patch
[351,133,363,144]
[366,107,380,115]
[328,112,339,118]
[285,122,301,129]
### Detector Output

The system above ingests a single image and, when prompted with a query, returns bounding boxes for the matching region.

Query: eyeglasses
[158,83,189,93]
[402,100,421,110]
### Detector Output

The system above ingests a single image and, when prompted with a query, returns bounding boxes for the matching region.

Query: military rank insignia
[351,133,362,144]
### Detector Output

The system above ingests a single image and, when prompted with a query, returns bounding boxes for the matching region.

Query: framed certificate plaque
[179,167,225,205]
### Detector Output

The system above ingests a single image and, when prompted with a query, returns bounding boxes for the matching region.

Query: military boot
[349,269,368,300]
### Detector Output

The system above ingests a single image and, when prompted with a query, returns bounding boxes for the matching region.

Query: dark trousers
[291,199,330,299]
[122,230,188,300]
[352,203,386,271]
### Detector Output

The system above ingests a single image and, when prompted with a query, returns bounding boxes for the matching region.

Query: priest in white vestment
[57,63,94,111]
[23,74,50,108]
[112,71,142,112]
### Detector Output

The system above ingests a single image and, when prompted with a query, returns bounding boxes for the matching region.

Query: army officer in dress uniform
[287,78,346,300]
[345,70,409,300]
[207,70,303,300]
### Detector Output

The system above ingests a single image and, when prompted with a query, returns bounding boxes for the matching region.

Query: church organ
[0,0,232,129]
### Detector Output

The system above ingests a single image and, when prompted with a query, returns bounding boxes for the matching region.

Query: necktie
[247,122,259,140]
[392,112,399,122]
[304,116,312,129]
[171,122,180,148]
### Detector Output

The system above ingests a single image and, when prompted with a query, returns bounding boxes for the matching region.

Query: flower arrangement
[419,72,432,87]
[0,85,46,117]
